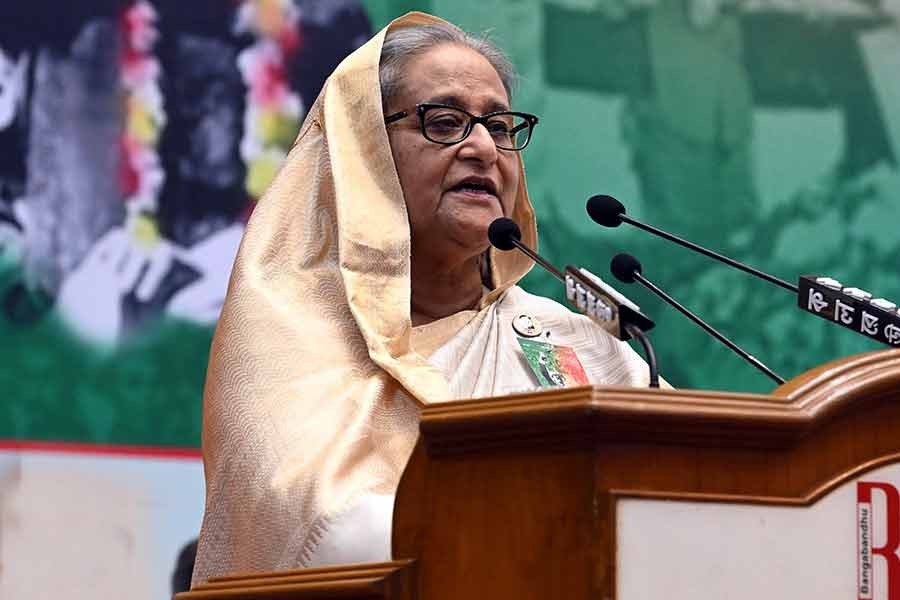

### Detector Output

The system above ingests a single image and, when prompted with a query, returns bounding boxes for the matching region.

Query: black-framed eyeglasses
[384,103,539,151]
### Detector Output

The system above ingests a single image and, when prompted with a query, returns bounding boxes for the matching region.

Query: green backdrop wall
[1,0,898,447]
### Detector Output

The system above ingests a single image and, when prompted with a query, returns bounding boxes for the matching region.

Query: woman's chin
[417,208,505,260]
[452,222,497,257]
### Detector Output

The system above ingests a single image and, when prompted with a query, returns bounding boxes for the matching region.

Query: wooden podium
[180,350,900,599]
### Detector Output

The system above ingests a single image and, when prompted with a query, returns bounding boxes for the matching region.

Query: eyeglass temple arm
[384,111,408,125]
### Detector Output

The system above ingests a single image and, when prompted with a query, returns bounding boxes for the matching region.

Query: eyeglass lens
[421,106,532,150]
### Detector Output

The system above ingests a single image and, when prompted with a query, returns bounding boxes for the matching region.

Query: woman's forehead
[427,93,509,113]
[401,45,510,111]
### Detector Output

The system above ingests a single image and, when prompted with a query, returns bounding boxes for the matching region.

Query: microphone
[586,194,627,227]
[609,253,641,284]
[587,194,798,293]
[610,253,785,385]
[489,218,660,386]
[589,195,900,348]
[487,217,564,281]
[485,217,521,251]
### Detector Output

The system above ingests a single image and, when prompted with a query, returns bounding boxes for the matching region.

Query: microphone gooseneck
[587,195,798,294]
[611,253,785,386]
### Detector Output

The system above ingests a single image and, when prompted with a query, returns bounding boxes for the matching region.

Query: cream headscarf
[192,12,538,583]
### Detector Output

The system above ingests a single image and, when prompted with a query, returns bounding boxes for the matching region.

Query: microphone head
[487,218,521,251]
[610,253,642,284]
[586,194,626,227]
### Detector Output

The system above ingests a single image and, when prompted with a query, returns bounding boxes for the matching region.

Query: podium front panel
[616,461,900,600]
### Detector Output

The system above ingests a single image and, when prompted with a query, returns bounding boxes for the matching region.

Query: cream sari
[192,12,650,586]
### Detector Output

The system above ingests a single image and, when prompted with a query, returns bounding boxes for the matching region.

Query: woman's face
[386,44,520,265]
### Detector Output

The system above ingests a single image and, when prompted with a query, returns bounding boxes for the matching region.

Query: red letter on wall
[859,482,900,600]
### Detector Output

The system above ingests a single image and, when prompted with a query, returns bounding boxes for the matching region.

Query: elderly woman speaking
[192,12,651,585]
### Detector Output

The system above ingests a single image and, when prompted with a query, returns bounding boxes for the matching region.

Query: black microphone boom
[587,194,798,293]
[610,253,785,385]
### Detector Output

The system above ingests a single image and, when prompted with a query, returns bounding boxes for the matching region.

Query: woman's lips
[447,187,498,202]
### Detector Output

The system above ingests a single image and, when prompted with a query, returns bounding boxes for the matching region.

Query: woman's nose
[458,122,498,163]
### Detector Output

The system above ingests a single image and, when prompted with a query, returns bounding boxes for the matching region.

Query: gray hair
[379,23,517,106]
